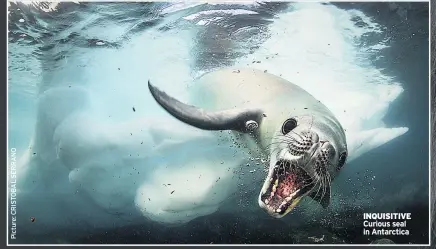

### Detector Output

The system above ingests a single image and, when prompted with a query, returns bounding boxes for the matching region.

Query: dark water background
[7,1,430,245]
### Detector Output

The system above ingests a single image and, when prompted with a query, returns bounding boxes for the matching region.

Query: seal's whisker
[307,114,315,132]
[311,175,325,202]
[265,140,291,149]
[290,129,305,141]
[264,137,299,150]
[293,163,318,189]
[299,178,317,189]
[316,165,332,207]
[265,134,300,144]
[320,175,328,204]
[325,170,332,200]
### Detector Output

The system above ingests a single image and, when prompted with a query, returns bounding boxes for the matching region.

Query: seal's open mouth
[260,159,314,216]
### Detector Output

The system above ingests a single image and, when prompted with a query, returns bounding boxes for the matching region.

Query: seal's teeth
[293,189,301,196]
[272,184,277,193]
[276,208,281,213]
[278,201,287,209]
[265,199,269,205]
[285,189,300,201]
[270,192,275,197]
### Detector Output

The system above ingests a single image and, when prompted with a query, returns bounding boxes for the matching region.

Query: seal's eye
[337,151,347,170]
[281,118,297,135]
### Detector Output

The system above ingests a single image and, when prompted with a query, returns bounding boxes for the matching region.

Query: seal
[148,68,348,218]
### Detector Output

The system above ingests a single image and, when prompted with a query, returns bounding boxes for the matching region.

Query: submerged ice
[10,2,410,238]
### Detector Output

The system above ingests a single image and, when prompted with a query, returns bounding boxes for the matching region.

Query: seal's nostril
[320,141,336,159]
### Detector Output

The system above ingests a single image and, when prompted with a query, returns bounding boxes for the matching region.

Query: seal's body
[148,68,348,218]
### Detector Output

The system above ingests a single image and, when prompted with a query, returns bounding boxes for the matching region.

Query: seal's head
[258,115,347,218]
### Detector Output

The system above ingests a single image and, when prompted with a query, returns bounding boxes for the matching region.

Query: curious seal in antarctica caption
[148,68,348,218]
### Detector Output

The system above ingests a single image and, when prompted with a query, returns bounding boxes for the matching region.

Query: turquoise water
[7,1,429,244]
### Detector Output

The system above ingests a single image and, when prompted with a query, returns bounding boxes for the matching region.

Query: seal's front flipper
[148,80,265,133]
[346,127,409,163]
[308,184,331,209]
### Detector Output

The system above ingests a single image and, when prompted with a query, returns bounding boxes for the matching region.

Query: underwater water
[7,1,430,245]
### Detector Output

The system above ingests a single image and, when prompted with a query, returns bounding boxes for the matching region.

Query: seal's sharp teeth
[265,199,269,205]
[285,189,301,201]
[293,189,300,196]
[276,208,281,213]
[272,184,277,193]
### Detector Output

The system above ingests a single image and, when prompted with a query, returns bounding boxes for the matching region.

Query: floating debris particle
[132,107,136,112]
[171,190,175,194]
[30,217,35,222]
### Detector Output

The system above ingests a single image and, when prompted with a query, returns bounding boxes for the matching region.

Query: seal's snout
[258,129,338,218]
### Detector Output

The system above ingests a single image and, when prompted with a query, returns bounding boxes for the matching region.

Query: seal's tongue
[277,173,300,197]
